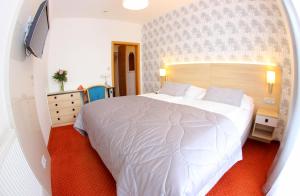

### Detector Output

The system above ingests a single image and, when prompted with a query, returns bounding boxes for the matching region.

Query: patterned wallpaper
[142,0,293,139]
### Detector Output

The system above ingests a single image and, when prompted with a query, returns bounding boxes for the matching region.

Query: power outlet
[264,97,276,105]
[41,154,47,169]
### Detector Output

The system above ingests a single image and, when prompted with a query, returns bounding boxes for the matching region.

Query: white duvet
[141,93,254,141]
[75,94,253,196]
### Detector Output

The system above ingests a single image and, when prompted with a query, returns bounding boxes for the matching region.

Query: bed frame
[166,63,282,113]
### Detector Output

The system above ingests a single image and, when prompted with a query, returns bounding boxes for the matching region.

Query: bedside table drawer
[50,106,81,117]
[255,115,278,127]
[51,114,78,126]
[48,92,81,103]
[49,99,82,110]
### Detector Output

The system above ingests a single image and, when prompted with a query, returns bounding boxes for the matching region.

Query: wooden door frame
[111,41,141,95]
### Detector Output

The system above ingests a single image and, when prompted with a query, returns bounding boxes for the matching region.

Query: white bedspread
[141,93,254,141]
[74,95,247,196]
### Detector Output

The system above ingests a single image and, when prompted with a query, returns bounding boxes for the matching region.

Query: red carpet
[48,125,279,196]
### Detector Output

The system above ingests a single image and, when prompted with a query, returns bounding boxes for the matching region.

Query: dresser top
[48,90,83,96]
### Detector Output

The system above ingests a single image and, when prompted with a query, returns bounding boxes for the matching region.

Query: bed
[74,63,282,196]
[74,91,254,196]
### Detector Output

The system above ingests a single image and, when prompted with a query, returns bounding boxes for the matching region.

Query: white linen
[159,82,190,96]
[141,93,254,140]
[198,141,243,195]
[75,95,246,196]
[203,87,244,107]
[183,85,206,100]
[140,93,254,195]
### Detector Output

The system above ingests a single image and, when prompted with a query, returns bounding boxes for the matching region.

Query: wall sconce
[267,70,275,94]
[160,68,166,77]
[159,68,167,87]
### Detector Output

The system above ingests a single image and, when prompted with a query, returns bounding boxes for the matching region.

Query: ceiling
[49,0,195,24]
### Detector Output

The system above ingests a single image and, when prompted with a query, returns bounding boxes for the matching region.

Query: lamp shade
[160,68,166,77]
[123,0,149,10]
[267,71,276,84]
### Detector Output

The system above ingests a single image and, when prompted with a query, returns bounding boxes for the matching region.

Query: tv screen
[25,1,49,58]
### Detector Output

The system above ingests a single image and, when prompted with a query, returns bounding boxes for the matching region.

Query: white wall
[33,38,52,144]
[264,0,300,195]
[47,18,142,92]
[0,0,52,195]
[0,0,19,147]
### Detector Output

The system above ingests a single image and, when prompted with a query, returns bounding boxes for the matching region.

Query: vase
[60,81,64,91]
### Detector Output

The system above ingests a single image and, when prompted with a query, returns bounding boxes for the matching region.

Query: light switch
[41,154,47,169]
[264,97,276,105]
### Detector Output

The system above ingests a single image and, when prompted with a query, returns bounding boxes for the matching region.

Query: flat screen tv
[24,0,49,58]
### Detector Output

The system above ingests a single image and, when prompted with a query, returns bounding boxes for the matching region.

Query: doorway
[111,41,141,96]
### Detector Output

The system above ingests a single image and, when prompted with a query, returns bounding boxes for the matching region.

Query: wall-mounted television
[24,0,49,58]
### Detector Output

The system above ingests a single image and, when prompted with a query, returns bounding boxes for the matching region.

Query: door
[118,45,127,96]
[112,42,141,96]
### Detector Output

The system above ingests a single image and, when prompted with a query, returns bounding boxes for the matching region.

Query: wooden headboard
[166,63,281,112]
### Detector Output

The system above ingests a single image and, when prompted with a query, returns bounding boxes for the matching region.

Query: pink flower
[59,69,64,75]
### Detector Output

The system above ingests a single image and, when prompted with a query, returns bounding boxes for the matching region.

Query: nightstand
[47,90,83,127]
[251,108,279,143]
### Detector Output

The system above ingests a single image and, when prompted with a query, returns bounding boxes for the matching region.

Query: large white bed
[75,88,254,196]
[141,92,254,195]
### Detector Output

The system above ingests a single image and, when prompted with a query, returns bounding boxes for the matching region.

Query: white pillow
[184,86,206,100]
[159,82,190,96]
[203,87,244,106]
[240,95,254,110]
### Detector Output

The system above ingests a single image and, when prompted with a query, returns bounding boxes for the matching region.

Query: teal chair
[87,85,106,102]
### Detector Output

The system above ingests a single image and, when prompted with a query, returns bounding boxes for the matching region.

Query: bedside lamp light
[267,71,275,94]
[160,68,166,77]
[159,68,167,88]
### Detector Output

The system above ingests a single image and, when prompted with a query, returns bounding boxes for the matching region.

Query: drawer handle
[71,94,73,97]
[57,118,60,121]
[55,104,58,106]
[71,101,74,104]
[56,111,59,114]
[72,108,75,111]
[54,96,57,99]
[265,119,269,123]
[73,115,76,118]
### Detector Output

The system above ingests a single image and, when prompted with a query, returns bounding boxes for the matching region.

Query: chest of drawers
[47,90,83,127]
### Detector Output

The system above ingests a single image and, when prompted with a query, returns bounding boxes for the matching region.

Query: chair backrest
[87,86,106,102]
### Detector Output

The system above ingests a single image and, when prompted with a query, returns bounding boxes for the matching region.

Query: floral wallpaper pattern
[142,0,293,139]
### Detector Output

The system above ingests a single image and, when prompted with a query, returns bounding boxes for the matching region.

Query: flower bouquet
[53,69,67,91]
